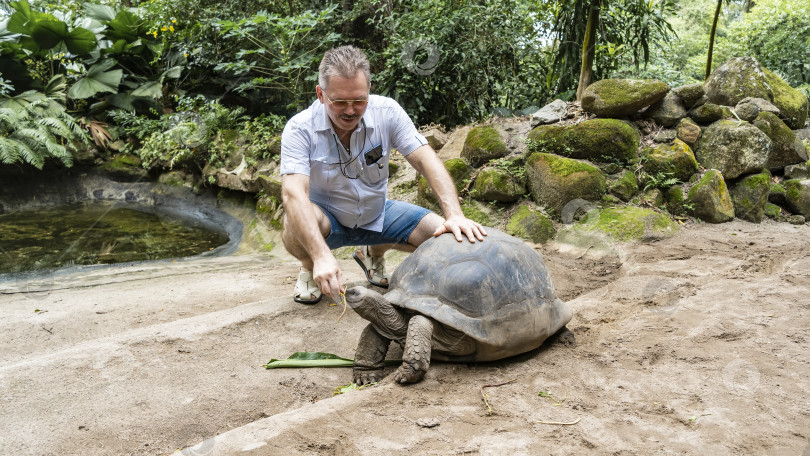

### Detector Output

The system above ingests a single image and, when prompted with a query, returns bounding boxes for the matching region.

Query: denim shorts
[313,200,431,250]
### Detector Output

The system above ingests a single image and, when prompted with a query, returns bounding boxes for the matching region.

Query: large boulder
[525,153,606,216]
[581,79,670,118]
[461,125,509,167]
[729,171,771,223]
[784,179,810,217]
[640,139,699,182]
[763,68,809,129]
[704,56,808,129]
[705,57,773,107]
[645,91,687,127]
[687,169,735,223]
[694,120,772,180]
[471,166,526,203]
[752,111,807,171]
[559,206,678,242]
[505,204,556,244]
[527,119,640,164]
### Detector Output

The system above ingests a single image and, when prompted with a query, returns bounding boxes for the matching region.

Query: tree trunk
[576,0,601,101]
[706,0,723,80]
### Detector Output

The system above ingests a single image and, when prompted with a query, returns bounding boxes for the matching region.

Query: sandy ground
[1,216,809,456]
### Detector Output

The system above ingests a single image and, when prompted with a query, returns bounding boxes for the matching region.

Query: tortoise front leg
[393,315,433,384]
[353,324,391,385]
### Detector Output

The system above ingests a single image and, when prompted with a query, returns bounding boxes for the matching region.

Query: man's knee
[282,203,332,242]
[408,212,443,247]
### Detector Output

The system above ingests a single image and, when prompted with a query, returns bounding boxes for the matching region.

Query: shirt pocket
[309,155,340,191]
[360,149,389,184]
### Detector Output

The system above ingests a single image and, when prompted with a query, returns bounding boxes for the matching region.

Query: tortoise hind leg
[393,315,433,384]
[353,324,391,385]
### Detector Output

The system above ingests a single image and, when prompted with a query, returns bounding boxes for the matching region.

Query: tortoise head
[346,286,409,340]
[345,286,390,314]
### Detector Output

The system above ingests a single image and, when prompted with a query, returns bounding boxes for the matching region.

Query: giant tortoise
[346,228,573,384]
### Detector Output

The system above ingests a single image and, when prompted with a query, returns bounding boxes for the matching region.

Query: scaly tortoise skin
[346,228,573,384]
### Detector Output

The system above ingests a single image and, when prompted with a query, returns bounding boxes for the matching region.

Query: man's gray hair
[318,45,371,90]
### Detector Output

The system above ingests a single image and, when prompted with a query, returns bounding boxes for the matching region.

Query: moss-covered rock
[704,57,773,107]
[157,170,200,190]
[99,154,148,182]
[563,206,678,242]
[460,126,509,167]
[676,117,702,147]
[694,120,772,180]
[784,179,810,217]
[687,169,735,223]
[751,111,805,171]
[703,56,808,129]
[418,158,472,205]
[461,199,492,226]
[639,188,665,207]
[769,181,787,205]
[506,204,556,243]
[764,202,785,221]
[471,166,526,202]
[688,102,733,125]
[527,119,640,164]
[256,194,284,230]
[525,153,606,216]
[581,79,670,117]
[673,83,705,108]
[763,68,809,129]
[665,186,686,216]
[729,170,771,223]
[640,139,699,182]
[645,91,687,127]
[610,170,638,202]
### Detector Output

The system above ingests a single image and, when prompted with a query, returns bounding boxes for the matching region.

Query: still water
[0,203,229,274]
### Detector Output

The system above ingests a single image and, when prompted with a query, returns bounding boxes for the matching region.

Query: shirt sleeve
[280,119,312,176]
[387,100,428,156]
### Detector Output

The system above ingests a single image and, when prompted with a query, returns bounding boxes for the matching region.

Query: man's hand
[432,215,487,242]
[312,254,345,300]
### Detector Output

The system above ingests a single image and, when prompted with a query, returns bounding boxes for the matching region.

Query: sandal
[353,246,390,288]
[294,269,322,304]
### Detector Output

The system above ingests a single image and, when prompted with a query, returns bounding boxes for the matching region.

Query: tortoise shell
[385,228,572,361]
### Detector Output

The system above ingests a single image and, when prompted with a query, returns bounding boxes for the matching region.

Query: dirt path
[1,220,809,455]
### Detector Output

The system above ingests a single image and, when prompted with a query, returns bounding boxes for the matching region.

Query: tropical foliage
[0,0,806,170]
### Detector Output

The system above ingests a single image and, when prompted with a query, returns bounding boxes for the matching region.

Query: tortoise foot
[393,364,426,384]
[353,367,384,386]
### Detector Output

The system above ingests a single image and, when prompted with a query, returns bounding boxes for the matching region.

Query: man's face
[316,72,369,134]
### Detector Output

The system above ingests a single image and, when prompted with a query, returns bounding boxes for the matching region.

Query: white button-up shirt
[280,95,427,231]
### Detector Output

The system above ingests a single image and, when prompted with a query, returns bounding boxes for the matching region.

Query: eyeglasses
[324,93,369,108]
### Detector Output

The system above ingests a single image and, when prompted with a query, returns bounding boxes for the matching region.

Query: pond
[0,202,230,274]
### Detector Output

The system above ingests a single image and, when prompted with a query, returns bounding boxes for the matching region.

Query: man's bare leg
[281,202,331,300]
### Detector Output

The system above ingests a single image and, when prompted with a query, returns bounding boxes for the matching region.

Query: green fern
[0,84,86,169]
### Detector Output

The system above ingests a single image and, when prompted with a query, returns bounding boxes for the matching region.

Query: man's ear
[315,85,324,103]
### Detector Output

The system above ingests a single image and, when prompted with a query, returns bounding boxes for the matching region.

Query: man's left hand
[433,215,487,242]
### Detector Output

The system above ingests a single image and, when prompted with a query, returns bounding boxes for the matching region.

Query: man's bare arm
[281,173,344,297]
